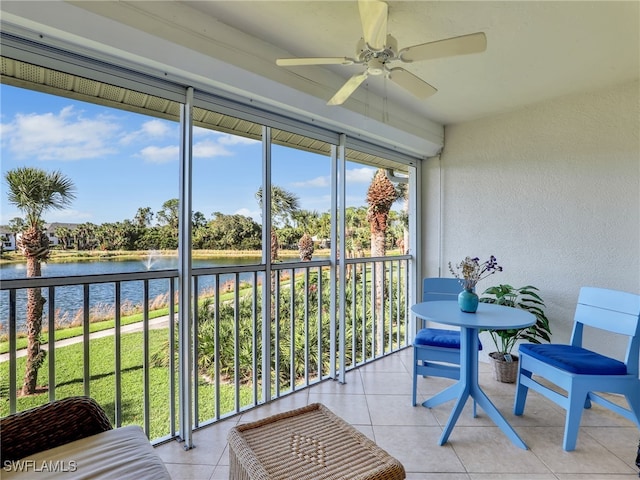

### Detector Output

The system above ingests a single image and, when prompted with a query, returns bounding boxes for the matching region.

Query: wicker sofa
[1,396,170,479]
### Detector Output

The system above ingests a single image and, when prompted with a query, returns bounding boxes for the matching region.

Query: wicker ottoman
[227,403,405,480]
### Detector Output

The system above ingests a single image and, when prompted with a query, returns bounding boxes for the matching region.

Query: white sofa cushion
[2,425,170,479]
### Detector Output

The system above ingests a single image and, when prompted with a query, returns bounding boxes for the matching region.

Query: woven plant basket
[489,352,519,383]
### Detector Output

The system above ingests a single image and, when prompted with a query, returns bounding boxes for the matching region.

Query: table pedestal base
[422,328,528,450]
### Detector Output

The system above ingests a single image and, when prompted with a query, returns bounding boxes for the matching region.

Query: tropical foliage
[479,284,552,354]
[152,266,407,389]
[5,185,407,257]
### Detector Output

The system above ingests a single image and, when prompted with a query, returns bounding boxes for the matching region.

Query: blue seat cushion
[414,328,482,350]
[519,344,627,375]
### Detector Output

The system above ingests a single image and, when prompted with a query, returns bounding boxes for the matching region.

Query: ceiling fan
[276,0,487,106]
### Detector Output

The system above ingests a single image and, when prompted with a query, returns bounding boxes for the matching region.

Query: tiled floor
[155,348,639,479]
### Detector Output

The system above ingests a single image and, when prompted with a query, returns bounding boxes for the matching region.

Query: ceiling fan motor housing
[357,34,398,66]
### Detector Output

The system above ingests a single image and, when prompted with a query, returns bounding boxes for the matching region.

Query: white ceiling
[153,0,639,126]
[3,0,639,131]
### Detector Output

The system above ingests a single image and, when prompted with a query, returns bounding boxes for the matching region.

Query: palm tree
[396,182,409,254]
[256,186,298,324]
[314,212,332,248]
[74,222,98,250]
[255,185,300,228]
[366,169,400,354]
[5,167,76,395]
[298,233,314,261]
[54,226,73,249]
[291,209,318,231]
[8,217,25,234]
[8,217,25,252]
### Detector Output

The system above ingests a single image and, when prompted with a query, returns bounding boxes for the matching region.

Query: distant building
[45,222,79,248]
[0,225,16,251]
[0,223,79,252]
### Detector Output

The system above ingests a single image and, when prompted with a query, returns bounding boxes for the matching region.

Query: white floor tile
[154,350,640,479]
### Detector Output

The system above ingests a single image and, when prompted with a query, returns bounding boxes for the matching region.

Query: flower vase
[458,288,479,313]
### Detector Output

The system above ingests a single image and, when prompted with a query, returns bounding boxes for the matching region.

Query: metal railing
[0,255,411,443]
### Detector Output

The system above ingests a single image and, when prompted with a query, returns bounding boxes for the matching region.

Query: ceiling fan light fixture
[367,58,385,76]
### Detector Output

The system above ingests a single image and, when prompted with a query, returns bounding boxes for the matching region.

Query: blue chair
[514,286,640,451]
[412,278,482,408]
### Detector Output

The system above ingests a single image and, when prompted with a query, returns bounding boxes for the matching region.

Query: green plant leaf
[479,283,552,354]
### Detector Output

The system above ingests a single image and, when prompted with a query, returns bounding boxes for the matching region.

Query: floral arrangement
[448,255,503,290]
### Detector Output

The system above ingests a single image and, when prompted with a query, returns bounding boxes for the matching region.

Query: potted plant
[479,284,552,383]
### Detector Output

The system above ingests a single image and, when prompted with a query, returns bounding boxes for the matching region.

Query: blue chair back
[422,277,460,302]
[570,286,640,376]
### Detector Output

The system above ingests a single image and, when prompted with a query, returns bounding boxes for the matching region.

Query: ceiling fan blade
[276,57,356,66]
[358,0,388,51]
[399,32,487,62]
[327,72,369,106]
[388,68,437,99]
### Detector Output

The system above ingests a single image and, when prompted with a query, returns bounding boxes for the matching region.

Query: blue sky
[1,84,378,226]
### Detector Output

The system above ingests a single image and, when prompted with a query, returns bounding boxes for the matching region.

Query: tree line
[6,187,407,254]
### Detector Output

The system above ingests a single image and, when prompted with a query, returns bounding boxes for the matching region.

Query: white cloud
[3,106,121,161]
[0,121,14,139]
[346,167,376,183]
[193,139,232,158]
[193,126,212,137]
[218,134,259,146]
[193,128,258,157]
[47,208,93,222]
[291,175,329,188]
[120,118,175,144]
[289,168,374,191]
[193,127,258,146]
[141,119,172,137]
[234,207,261,221]
[139,145,179,164]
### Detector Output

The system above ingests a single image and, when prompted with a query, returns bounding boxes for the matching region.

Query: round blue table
[411,300,535,450]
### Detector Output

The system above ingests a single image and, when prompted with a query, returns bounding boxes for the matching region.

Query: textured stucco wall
[422,80,640,361]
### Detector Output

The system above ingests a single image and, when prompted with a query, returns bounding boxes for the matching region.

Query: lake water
[0,256,263,331]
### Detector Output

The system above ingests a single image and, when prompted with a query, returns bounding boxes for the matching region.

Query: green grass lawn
[0,328,259,441]
[0,308,172,355]
[0,283,258,355]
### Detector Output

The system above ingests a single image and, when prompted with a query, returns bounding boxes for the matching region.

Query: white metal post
[261,126,272,403]
[337,135,347,383]
[329,144,338,378]
[178,87,194,449]
[408,161,420,336]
